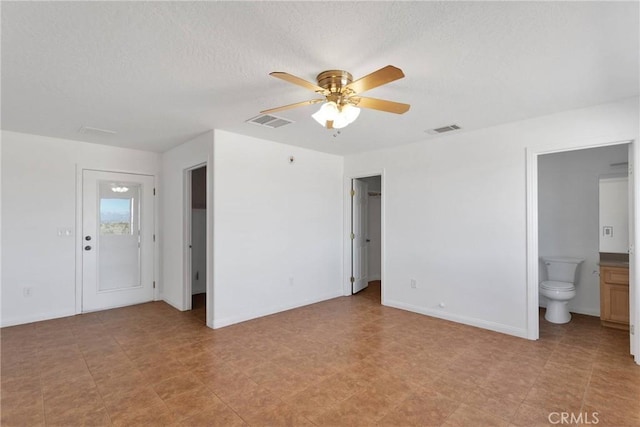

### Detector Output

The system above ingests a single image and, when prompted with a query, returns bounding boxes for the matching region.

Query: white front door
[352,179,369,294]
[82,170,155,312]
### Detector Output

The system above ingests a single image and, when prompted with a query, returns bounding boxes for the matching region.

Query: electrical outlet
[410,279,417,289]
[289,276,294,286]
[23,287,33,297]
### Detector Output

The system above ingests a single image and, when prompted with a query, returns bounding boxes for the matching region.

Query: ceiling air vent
[78,126,117,136]
[246,114,293,129]
[426,124,461,135]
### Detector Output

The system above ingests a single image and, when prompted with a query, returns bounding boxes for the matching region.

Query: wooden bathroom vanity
[598,177,629,330]
[599,259,630,330]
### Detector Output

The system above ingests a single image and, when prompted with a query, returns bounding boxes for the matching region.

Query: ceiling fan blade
[270,72,328,94]
[260,99,324,114]
[344,65,405,94]
[353,97,410,114]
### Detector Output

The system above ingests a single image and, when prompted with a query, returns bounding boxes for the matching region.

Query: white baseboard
[162,296,185,312]
[570,307,600,317]
[212,291,343,329]
[1,309,76,328]
[385,299,528,339]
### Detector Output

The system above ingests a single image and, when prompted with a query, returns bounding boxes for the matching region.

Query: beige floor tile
[179,404,246,427]
[442,403,510,427]
[377,390,460,426]
[109,402,178,427]
[152,373,206,401]
[0,406,45,427]
[511,402,560,427]
[463,387,521,421]
[581,402,640,427]
[164,386,234,422]
[1,285,638,427]
[102,385,165,417]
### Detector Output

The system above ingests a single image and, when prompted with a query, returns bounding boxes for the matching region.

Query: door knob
[84,245,92,251]
[85,236,92,241]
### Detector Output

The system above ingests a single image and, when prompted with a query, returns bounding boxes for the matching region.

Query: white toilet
[540,256,584,324]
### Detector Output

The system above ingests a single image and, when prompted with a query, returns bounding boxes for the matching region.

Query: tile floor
[1,282,639,426]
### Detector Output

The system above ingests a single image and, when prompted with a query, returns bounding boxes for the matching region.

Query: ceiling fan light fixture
[312,102,360,129]
[312,101,339,125]
[332,104,361,129]
[342,104,361,123]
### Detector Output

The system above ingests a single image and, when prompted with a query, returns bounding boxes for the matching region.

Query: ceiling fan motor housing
[316,70,353,93]
[316,70,355,108]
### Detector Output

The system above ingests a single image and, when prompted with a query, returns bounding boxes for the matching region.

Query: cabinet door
[603,283,630,324]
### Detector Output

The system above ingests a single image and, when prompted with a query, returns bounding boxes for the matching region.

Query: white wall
[599,176,629,253]
[344,97,639,338]
[212,130,343,328]
[1,131,160,326]
[539,145,629,316]
[160,131,212,310]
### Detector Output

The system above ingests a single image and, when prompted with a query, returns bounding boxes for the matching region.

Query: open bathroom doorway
[350,174,383,304]
[528,140,638,363]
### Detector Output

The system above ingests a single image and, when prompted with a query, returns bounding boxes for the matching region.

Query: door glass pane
[98,181,141,291]
[100,198,132,235]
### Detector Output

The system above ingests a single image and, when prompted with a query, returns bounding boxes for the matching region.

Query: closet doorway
[351,175,382,301]
[187,165,207,322]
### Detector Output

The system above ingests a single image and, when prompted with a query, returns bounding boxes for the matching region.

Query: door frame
[344,170,385,303]
[75,167,159,314]
[183,163,208,311]
[526,138,638,363]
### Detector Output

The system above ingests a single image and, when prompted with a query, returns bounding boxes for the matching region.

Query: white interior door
[367,194,382,280]
[352,179,369,294]
[628,144,636,357]
[82,170,154,312]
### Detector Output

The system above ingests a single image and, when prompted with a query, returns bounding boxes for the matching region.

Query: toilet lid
[540,281,575,291]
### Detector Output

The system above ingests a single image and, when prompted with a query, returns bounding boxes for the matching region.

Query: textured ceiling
[2,1,638,155]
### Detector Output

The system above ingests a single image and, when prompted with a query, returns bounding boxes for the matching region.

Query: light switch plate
[57,227,74,237]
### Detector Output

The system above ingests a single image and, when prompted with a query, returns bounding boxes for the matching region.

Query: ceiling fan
[261,65,410,130]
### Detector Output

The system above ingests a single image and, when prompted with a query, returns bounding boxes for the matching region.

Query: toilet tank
[542,256,584,282]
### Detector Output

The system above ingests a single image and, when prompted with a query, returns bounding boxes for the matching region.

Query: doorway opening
[351,175,382,303]
[529,140,637,362]
[186,165,207,323]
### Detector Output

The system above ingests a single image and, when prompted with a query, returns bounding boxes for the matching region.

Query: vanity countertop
[599,252,629,268]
